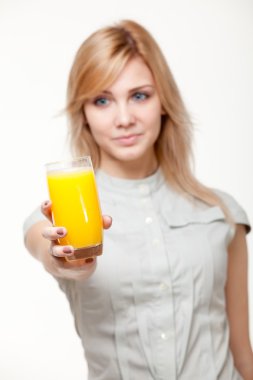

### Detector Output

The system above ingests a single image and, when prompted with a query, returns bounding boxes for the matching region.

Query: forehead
[106,56,155,92]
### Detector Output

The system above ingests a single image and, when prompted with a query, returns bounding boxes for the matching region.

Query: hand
[40,200,112,280]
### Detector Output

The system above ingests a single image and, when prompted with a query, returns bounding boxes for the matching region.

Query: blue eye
[132,92,149,101]
[94,97,109,106]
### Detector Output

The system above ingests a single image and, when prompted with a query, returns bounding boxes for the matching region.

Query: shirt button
[145,216,153,225]
[138,184,149,195]
[159,282,169,291]
[160,332,169,340]
[152,238,160,246]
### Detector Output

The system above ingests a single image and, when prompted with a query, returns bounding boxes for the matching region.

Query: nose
[114,102,135,128]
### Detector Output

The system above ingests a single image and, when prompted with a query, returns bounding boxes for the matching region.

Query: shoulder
[213,188,251,234]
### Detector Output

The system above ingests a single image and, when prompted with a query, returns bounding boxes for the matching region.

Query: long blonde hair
[66,20,230,216]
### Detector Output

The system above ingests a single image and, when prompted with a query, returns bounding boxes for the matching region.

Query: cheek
[88,120,111,149]
[89,127,106,147]
[85,110,110,137]
[144,106,162,135]
[86,111,102,131]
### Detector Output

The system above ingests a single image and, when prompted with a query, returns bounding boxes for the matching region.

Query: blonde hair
[66,19,230,217]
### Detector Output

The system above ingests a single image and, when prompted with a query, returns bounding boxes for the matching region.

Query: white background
[0,0,252,379]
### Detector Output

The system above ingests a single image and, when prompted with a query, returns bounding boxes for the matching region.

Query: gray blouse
[24,169,251,380]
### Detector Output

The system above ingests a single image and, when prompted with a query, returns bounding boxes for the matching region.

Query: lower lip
[114,134,142,146]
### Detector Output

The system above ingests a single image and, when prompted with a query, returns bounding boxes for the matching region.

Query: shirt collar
[96,168,165,197]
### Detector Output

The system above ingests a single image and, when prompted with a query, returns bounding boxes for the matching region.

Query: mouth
[113,133,143,146]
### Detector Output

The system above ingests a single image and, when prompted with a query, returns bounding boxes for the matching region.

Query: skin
[226,225,253,379]
[84,56,164,179]
[24,56,253,377]
[25,201,112,280]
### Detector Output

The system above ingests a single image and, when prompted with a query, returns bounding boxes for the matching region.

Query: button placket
[138,187,155,227]
[137,182,176,379]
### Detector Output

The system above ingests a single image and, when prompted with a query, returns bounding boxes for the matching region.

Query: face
[84,56,163,174]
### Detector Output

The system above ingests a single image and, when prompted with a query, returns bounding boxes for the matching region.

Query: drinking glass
[46,157,103,261]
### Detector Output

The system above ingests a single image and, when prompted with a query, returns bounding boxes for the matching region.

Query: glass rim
[45,156,92,171]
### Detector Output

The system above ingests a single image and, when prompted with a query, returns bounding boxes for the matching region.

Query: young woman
[24,20,253,379]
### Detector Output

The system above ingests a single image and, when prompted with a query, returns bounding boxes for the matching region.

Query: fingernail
[63,246,73,255]
[85,258,94,263]
[57,227,65,236]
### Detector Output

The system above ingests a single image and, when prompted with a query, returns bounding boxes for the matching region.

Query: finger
[41,200,53,221]
[53,256,97,279]
[61,256,96,268]
[51,244,74,258]
[42,226,67,241]
[102,215,112,230]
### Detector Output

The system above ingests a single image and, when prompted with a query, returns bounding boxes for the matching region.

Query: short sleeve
[214,189,251,242]
[23,206,47,238]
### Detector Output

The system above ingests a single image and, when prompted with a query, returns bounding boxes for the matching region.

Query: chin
[103,143,154,164]
[115,149,145,162]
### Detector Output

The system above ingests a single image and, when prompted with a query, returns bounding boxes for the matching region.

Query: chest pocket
[161,205,230,288]
[163,205,226,228]
[161,205,228,254]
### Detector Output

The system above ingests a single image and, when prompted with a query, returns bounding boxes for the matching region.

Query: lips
[113,133,143,146]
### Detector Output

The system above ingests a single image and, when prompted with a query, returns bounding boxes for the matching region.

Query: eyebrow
[101,84,155,95]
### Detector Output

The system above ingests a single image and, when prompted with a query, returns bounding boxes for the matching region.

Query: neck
[99,154,158,179]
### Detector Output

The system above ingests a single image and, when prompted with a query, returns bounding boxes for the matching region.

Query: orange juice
[46,158,103,259]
